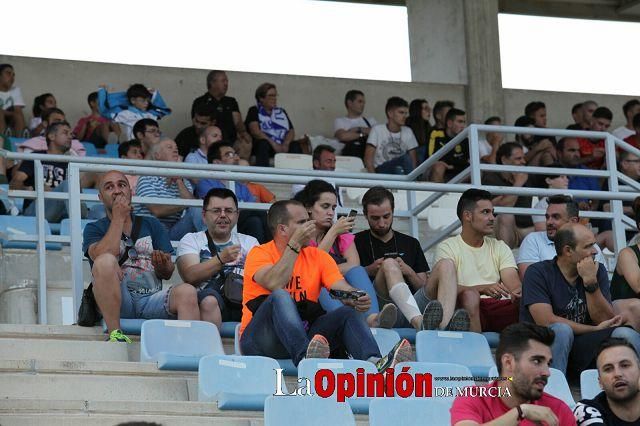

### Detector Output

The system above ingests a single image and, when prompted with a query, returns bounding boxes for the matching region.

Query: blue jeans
[24,180,72,223]
[375,153,414,175]
[240,289,381,366]
[318,266,379,319]
[168,206,205,241]
[550,323,640,375]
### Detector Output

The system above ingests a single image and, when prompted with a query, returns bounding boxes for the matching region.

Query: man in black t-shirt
[10,121,79,222]
[191,70,252,160]
[354,186,464,331]
[175,103,217,158]
[482,142,534,249]
[574,337,640,425]
[426,108,469,182]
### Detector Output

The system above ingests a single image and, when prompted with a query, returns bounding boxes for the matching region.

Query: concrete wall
[0,55,465,141]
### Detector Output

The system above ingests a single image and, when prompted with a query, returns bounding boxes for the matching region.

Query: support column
[462,0,504,123]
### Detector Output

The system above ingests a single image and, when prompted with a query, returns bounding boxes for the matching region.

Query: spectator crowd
[3,63,640,425]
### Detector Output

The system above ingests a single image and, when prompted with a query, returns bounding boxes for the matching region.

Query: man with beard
[353,186,458,331]
[177,188,258,328]
[451,322,576,425]
[521,223,640,377]
[574,338,640,425]
[517,195,607,281]
[84,170,215,343]
[432,188,521,333]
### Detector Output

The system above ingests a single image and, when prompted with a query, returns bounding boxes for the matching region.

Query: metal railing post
[469,125,481,186]
[34,160,47,324]
[606,134,626,253]
[407,189,419,241]
[68,164,84,319]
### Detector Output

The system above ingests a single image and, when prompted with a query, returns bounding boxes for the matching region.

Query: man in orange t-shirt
[576,106,612,170]
[239,200,412,368]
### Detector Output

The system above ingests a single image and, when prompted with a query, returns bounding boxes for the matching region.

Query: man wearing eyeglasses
[132,118,161,158]
[194,140,271,243]
[176,188,259,328]
[84,170,213,343]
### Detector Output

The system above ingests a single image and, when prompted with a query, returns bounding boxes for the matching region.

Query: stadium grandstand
[2,1,640,425]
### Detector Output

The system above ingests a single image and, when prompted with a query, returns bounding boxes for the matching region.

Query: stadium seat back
[81,142,98,156]
[274,153,312,170]
[264,395,355,426]
[370,327,401,355]
[490,365,575,408]
[0,215,60,250]
[395,361,474,394]
[8,137,27,152]
[369,397,451,426]
[416,330,496,377]
[104,144,119,158]
[140,320,224,370]
[199,354,282,410]
[335,155,365,172]
[297,358,377,414]
[580,369,600,400]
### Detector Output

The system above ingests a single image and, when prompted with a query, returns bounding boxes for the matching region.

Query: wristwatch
[584,283,598,293]
[516,405,525,420]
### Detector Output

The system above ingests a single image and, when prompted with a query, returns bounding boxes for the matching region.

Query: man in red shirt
[577,107,612,170]
[451,322,576,425]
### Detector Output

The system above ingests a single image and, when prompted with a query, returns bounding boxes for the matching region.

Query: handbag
[206,230,244,305]
[77,216,143,326]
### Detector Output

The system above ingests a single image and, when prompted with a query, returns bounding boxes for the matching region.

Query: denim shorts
[376,287,430,328]
[197,286,242,322]
[119,279,176,320]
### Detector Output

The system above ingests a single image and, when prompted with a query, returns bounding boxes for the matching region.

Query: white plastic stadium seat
[274,153,312,170]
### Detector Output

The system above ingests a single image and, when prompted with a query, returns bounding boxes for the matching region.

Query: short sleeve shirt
[83,215,174,272]
[435,234,517,287]
[308,233,355,256]
[517,231,608,271]
[520,259,611,323]
[134,176,194,228]
[574,392,639,425]
[577,138,605,169]
[240,241,343,334]
[0,86,25,110]
[427,133,469,176]
[191,94,240,142]
[366,124,418,168]
[177,231,259,286]
[17,150,68,211]
[333,116,378,133]
[451,382,576,425]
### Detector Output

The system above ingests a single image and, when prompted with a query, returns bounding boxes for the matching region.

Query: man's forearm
[585,290,614,324]
[260,247,299,291]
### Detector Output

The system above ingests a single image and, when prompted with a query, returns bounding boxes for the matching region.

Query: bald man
[83,170,218,342]
[521,222,640,376]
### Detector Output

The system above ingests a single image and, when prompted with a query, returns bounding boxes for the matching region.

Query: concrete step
[0,337,136,362]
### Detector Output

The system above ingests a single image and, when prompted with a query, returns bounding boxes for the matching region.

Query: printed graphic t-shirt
[240,241,343,334]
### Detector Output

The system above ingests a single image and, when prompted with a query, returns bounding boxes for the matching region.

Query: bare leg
[374,258,422,329]
[91,253,122,332]
[426,259,459,329]
[596,230,615,252]
[168,283,200,320]
[614,299,640,331]
[457,288,482,332]
[199,295,222,328]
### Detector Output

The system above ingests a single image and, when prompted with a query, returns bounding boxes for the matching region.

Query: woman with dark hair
[405,99,431,162]
[29,93,57,136]
[246,82,305,167]
[294,179,397,328]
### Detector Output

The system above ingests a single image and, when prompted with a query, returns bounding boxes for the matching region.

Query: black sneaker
[375,338,413,372]
[445,309,470,332]
[421,300,443,330]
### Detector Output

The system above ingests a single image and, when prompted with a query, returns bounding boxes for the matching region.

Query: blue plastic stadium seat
[81,142,98,157]
[370,327,401,355]
[416,330,496,377]
[104,144,119,158]
[369,397,451,426]
[140,320,225,370]
[580,369,600,400]
[394,328,417,343]
[220,321,239,338]
[234,323,297,375]
[199,355,282,410]
[396,362,474,396]
[8,137,27,152]
[81,188,101,210]
[298,358,377,414]
[483,331,500,348]
[489,365,575,408]
[102,318,146,335]
[60,219,95,244]
[264,395,355,426]
[0,184,24,213]
[0,215,61,250]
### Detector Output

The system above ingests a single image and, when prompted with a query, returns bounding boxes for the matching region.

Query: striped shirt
[134,176,193,228]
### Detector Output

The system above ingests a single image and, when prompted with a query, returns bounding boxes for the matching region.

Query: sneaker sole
[390,340,414,369]
[306,335,330,359]
[421,300,443,330]
[378,304,398,329]
[445,309,470,332]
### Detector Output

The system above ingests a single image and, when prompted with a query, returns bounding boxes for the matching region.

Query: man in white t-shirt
[334,90,378,158]
[431,188,521,333]
[0,64,26,136]
[177,187,258,328]
[612,99,640,141]
[364,97,418,175]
